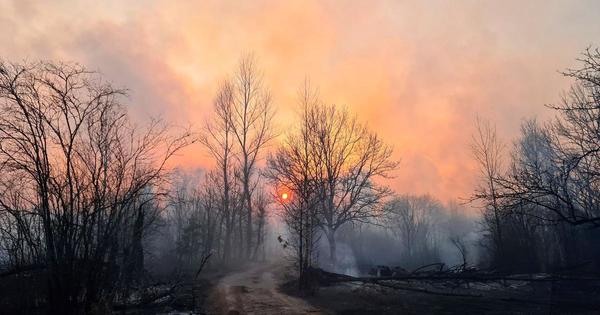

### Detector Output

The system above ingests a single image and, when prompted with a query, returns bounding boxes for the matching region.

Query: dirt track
[206,263,325,315]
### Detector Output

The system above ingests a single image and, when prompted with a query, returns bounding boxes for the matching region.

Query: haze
[3,0,600,202]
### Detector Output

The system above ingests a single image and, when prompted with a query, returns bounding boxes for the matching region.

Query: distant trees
[165,171,214,270]
[332,195,477,272]
[379,195,478,270]
[0,61,194,313]
[384,195,444,267]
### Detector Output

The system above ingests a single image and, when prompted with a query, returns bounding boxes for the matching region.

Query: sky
[2,0,600,204]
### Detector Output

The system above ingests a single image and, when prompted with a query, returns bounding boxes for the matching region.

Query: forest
[1,4,600,307]
[1,48,600,314]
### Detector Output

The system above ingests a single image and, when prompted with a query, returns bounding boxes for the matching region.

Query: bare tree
[252,187,270,261]
[268,81,397,271]
[266,81,322,290]
[0,60,195,313]
[229,55,275,259]
[309,103,397,268]
[450,236,468,268]
[471,117,506,268]
[199,80,237,263]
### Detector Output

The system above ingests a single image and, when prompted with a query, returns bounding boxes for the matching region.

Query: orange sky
[2,0,600,203]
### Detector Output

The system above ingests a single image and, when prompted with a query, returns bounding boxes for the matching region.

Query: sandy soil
[206,262,326,315]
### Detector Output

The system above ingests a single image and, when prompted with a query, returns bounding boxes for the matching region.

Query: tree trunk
[222,212,233,264]
[130,204,145,282]
[244,173,253,259]
[326,228,337,269]
[252,216,264,260]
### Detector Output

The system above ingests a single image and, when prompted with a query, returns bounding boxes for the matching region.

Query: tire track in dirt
[207,262,326,315]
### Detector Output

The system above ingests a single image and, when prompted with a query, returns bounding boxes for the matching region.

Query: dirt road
[207,263,325,315]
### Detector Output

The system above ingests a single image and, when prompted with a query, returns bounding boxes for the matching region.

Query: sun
[281,193,288,200]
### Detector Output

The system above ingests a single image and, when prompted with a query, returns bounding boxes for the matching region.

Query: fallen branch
[195,252,213,279]
[309,266,600,307]
[112,283,181,311]
[373,281,482,298]
[411,263,445,273]
[0,264,46,278]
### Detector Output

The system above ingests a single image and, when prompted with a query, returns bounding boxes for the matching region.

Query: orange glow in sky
[2,1,600,207]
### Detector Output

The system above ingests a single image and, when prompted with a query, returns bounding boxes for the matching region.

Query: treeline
[473,47,600,273]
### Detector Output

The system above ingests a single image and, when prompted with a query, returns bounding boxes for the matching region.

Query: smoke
[323,197,481,275]
[3,1,598,204]
[317,239,360,277]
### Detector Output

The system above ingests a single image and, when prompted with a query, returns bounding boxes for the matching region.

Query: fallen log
[308,268,483,298]
[371,281,483,298]
[309,267,600,284]
[112,283,181,311]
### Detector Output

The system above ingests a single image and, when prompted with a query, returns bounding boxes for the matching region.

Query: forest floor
[203,260,600,315]
[281,274,600,314]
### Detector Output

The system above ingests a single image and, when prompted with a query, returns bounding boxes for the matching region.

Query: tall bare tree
[471,117,506,267]
[229,55,275,259]
[266,82,322,289]
[199,80,237,263]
